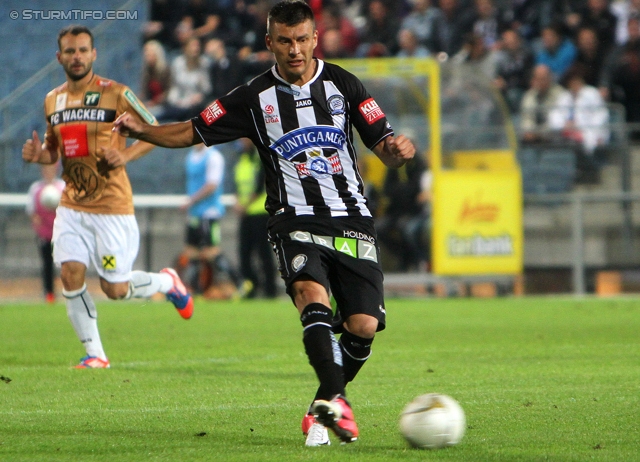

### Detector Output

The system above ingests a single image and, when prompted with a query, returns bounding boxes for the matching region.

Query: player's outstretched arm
[373,134,416,169]
[22,130,59,165]
[113,112,200,148]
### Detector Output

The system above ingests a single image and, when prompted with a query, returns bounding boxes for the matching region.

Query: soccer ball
[40,184,62,210]
[399,393,466,449]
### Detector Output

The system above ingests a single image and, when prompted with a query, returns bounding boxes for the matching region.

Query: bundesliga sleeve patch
[359,98,385,125]
[200,100,226,126]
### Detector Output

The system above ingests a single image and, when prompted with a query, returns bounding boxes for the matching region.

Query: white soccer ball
[399,393,466,449]
[40,184,62,210]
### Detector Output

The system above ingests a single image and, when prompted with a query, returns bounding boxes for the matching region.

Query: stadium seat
[517,146,538,167]
[518,146,576,194]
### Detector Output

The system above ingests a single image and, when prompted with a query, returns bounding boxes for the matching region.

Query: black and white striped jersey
[192,59,393,221]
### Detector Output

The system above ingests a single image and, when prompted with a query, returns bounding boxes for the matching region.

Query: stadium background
[0,0,639,300]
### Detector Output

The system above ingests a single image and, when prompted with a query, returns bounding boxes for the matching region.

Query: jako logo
[296,99,312,108]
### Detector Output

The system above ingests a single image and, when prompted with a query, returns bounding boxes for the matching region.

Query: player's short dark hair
[267,1,315,33]
[57,25,94,51]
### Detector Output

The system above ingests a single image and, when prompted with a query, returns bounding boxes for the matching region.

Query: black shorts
[269,215,386,331]
[186,217,221,248]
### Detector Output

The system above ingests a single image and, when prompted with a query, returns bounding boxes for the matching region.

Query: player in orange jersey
[22,25,194,369]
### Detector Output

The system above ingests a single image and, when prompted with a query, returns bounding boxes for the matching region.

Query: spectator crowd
[139,0,640,273]
[141,0,640,132]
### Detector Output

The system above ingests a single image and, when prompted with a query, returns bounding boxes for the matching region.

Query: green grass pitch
[1,296,639,461]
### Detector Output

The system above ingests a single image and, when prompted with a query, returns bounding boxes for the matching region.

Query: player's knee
[60,262,86,291]
[100,280,129,300]
[291,278,329,310]
[344,314,378,338]
[103,287,128,300]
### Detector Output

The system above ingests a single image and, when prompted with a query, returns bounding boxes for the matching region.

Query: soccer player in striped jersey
[113,0,415,445]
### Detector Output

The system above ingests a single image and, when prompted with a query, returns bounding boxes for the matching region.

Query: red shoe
[45,293,55,304]
[311,396,359,443]
[74,355,110,369]
[302,413,315,435]
[161,268,194,319]
[302,413,330,446]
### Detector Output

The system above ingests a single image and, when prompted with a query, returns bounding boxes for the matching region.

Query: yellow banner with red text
[432,169,523,275]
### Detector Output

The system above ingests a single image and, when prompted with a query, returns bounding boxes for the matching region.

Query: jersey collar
[271,58,324,90]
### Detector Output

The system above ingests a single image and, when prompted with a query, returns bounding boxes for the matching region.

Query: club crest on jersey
[270,126,346,160]
[201,100,226,125]
[295,153,343,180]
[359,97,385,124]
[66,162,104,202]
[291,254,307,272]
[327,95,345,115]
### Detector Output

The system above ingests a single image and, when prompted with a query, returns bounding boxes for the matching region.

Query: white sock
[62,284,107,361]
[127,271,173,298]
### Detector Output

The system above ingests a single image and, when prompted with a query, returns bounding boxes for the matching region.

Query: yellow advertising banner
[432,169,523,275]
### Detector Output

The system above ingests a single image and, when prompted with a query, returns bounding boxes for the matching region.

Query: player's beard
[65,62,93,81]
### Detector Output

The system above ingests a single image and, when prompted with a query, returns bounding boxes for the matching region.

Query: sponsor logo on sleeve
[358,97,385,124]
[96,79,112,87]
[124,89,156,124]
[201,100,226,126]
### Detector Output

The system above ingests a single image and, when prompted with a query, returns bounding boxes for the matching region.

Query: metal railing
[3,189,639,295]
[524,191,640,295]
